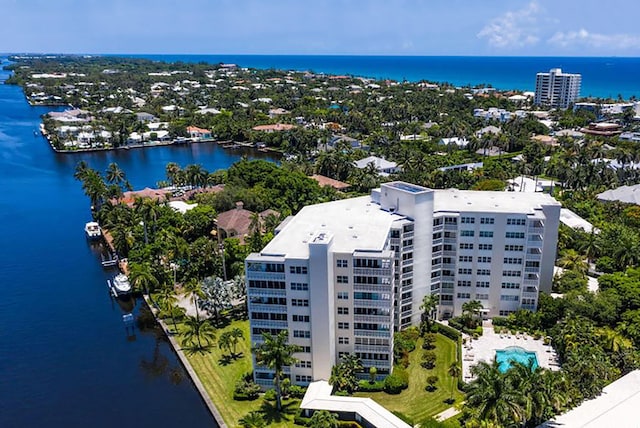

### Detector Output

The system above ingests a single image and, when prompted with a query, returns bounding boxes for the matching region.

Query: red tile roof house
[186,126,213,141]
[215,202,279,243]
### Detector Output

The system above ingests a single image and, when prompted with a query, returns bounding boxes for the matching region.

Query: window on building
[338,322,350,329]
[500,295,520,301]
[337,275,349,284]
[505,245,524,252]
[290,282,309,291]
[292,314,310,322]
[476,269,491,276]
[478,256,492,263]
[337,307,349,315]
[338,337,349,344]
[337,292,348,300]
[457,292,471,299]
[291,299,309,307]
[289,266,308,274]
[457,280,472,287]
[461,217,475,224]
[293,330,311,338]
[476,281,490,288]
[337,259,348,268]
[503,257,523,264]
[459,255,473,262]
[479,231,494,238]
[461,230,475,237]
[501,282,520,289]
[460,243,474,250]
[458,268,472,275]
[480,217,495,224]
[479,244,493,251]
[507,218,526,226]
[505,232,525,239]
[476,293,489,300]
[502,270,522,277]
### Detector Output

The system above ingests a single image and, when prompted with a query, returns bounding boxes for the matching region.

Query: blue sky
[2,0,640,56]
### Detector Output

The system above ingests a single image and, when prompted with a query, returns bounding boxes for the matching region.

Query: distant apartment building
[534,68,581,109]
[245,182,560,387]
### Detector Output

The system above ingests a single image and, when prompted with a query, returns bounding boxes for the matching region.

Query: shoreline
[142,294,228,428]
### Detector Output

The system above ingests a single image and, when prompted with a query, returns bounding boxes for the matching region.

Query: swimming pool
[495,346,539,373]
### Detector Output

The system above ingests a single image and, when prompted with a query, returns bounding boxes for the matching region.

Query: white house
[354,156,400,176]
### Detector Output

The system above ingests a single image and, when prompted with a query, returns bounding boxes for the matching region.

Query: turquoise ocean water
[125,55,640,100]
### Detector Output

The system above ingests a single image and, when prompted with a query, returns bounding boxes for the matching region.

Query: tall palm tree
[128,261,159,294]
[420,294,439,332]
[181,315,216,350]
[157,285,179,332]
[166,162,182,188]
[183,278,204,321]
[461,299,484,328]
[447,362,461,403]
[229,327,244,355]
[253,331,302,411]
[105,162,126,187]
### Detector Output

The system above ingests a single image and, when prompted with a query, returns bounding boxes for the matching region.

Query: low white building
[539,370,640,428]
[354,156,400,176]
[438,137,469,148]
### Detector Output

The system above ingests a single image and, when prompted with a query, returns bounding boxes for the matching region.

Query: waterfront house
[252,123,295,132]
[186,126,212,141]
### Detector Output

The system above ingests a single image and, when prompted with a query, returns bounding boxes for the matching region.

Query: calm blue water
[0,57,276,428]
[123,54,640,100]
[495,347,539,373]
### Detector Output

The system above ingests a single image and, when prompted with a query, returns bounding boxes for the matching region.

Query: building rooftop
[257,196,402,258]
[434,188,560,214]
[539,370,640,428]
[597,184,640,205]
[301,381,411,428]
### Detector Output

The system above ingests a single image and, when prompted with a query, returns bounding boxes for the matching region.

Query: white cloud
[548,29,640,50]
[477,1,541,48]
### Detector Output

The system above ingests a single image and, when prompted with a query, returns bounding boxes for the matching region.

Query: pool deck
[461,323,560,381]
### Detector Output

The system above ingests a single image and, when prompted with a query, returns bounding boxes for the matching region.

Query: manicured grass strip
[354,334,464,425]
[174,319,299,427]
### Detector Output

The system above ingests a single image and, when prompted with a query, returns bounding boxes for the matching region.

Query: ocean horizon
[98,54,640,100]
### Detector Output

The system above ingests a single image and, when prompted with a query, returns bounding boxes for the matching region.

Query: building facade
[245,182,560,387]
[534,68,581,109]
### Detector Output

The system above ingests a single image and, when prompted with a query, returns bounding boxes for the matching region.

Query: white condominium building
[534,68,581,109]
[245,182,560,387]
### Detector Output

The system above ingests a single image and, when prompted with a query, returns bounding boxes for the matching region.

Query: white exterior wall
[246,182,561,386]
[534,68,581,109]
[308,232,336,380]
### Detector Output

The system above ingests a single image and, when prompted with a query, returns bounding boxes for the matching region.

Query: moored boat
[110,273,132,296]
[84,221,102,239]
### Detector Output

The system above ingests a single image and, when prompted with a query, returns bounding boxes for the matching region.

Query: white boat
[84,221,102,239]
[111,273,132,295]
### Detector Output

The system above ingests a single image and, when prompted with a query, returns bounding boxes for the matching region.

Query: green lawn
[171,318,300,427]
[169,316,462,427]
[354,334,464,425]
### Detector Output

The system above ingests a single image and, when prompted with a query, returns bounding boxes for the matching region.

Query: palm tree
[461,300,484,328]
[181,315,216,350]
[309,410,339,428]
[597,327,632,353]
[420,294,439,332]
[105,162,126,187]
[447,362,461,403]
[229,327,244,355]
[238,411,266,428]
[253,331,302,411]
[157,286,179,332]
[166,162,182,188]
[218,330,233,356]
[558,249,588,277]
[465,360,525,425]
[183,278,204,321]
[128,262,159,294]
[73,160,89,181]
